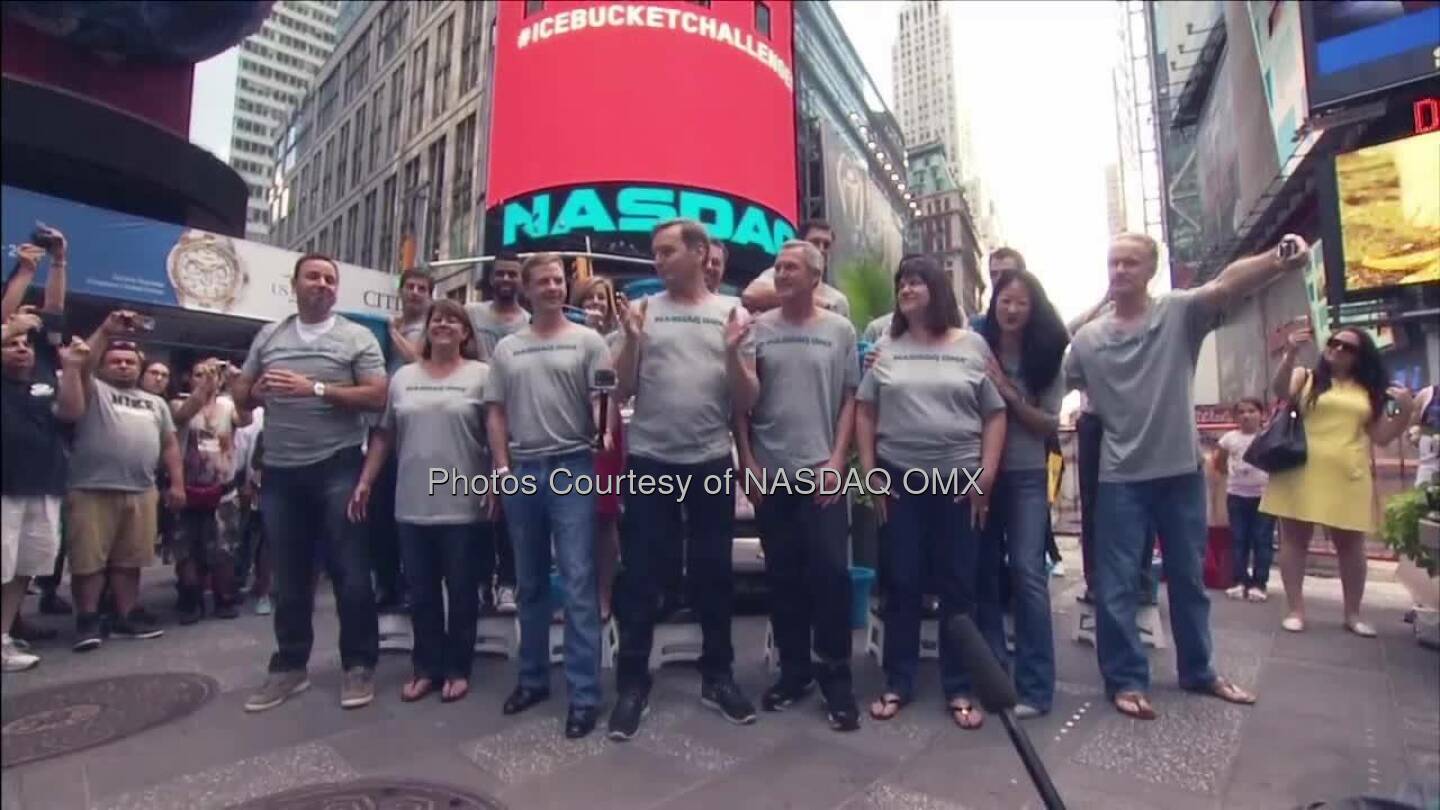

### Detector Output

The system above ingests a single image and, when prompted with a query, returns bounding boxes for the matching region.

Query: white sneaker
[2,635,40,672]
[496,586,518,615]
[255,595,273,616]
[1014,704,1045,719]
[1225,584,1247,600]
[1049,562,1066,578]
[1245,588,1268,603]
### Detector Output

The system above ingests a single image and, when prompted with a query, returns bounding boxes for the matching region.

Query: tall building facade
[1108,0,1163,242]
[906,140,982,316]
[269,0,493,298]
[230,1,340,240]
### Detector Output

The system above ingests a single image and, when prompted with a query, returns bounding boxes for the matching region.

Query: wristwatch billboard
[167,229,247,311]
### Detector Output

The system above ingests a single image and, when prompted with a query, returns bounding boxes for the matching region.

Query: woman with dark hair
[975,268,1068,718]
[857,255,1007,729]
[348,298,495,703]
[1261,327,1414,637]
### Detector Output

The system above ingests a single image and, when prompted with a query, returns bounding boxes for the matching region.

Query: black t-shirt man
[1,340,69,496]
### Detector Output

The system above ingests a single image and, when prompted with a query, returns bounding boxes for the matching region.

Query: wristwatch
[312,381,326,398]
[494,466,511,477]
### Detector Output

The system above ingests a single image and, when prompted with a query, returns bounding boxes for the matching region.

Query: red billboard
[487,1,798,269]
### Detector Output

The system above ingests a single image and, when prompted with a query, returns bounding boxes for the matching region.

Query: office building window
[379,1,408,64]
[459,0,483,94]
[387,66,405,156]
[335,122,350,199]
[320,140,334,209]
[754,2,771,38]
[451,115,477,251]
[433,14,453,119]
[345,203,360,263]
[369,84,385,170]
[379,175,398,272]
[425,136,446,261]
[401,157,421,265]
[317,225,329,256]
[409,42,428,138]
[344,25,371,103]
[524,0,544,16]
[351,105,367,187]
[361,189,378,268]
[317,72,340,132]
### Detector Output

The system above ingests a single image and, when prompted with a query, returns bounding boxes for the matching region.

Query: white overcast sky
[831,0,1120,320]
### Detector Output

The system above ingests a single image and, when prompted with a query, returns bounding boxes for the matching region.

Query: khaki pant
[65,489,158,576]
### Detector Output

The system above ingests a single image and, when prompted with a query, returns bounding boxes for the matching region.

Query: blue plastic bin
[849,567,876,630]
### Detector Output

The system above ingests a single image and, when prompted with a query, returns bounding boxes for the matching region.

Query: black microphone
[945,614,1067,810]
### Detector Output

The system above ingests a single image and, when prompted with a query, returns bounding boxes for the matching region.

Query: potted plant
[1382,479,1440,578]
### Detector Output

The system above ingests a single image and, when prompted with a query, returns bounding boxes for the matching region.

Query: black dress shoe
[565,706,599,739]
[502,685,551,715]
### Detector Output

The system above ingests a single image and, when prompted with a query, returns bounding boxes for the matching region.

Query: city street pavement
[2,536,1437,810]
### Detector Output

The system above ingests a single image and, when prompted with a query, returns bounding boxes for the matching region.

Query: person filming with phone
[1260,325,1415,638]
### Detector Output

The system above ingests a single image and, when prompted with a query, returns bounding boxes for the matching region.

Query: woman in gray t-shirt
[347,299,492,704]
[974,268,1069,718]
[856,256,1006,730]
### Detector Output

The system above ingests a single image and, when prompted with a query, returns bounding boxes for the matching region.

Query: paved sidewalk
[2,543,1437,809]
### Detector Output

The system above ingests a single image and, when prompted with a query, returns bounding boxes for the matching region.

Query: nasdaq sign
[500,184,796,256]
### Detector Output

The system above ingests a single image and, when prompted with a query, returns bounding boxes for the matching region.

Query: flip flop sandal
[869,693,907,721]
[948,699,984,730]
[1113,691,1158,720]
[401,677,436,703]
[441,679,470,703]
[1189,677,1256,705]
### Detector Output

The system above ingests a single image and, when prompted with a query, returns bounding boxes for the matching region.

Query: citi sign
[501,185,796,254]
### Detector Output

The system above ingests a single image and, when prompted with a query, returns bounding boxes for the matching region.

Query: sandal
[1189,677,1256,705]
[1113,690,1158,720]
[948,698,984,730]
[1281,615,1305,633]
[1344,619,1377,638]
[441,677,470,703]
[869,693,907,721]
[401,676,436,703]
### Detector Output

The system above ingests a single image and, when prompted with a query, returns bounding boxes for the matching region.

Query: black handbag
[1244,390,1307,474]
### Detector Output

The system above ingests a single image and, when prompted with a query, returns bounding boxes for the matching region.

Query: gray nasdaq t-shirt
[856,330,1005,472]
[70,377,175,491]
[242,315,386,468]
[483,324,610,461]
[465,301,530,361]
[758,267,850,318]
[999,353,1064,472]
[1065,289,1219,483]
[626,292,745,465]
[381,361,489,524]
[745,309,858,473]
[862,312,893,344]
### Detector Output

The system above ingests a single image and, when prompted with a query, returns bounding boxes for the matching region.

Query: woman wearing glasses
[348,299,493,703]
[857,255,1006,730]
[1261,327,1414,637]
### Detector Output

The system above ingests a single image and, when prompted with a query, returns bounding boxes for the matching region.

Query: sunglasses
[1326,338,1358,354]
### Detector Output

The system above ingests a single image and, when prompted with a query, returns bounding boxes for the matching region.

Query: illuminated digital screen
[1302,1,1440,112]
[1334,129,1440,291]
[486,1,798,269]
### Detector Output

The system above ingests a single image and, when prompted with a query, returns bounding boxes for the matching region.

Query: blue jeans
[261,446,378,673]
[1227,495,1274,590]
[881,462,978,702]
[1095,471,1216,697]
[977,469,1055,712]
[397,522,485,680]
[503,451,601,709]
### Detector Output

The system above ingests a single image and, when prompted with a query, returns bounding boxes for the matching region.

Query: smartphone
[592,368,618,391]
[562,305,589,325]
[39,311,65,347]
[122,313,157,332]
[1278,237,1300,260]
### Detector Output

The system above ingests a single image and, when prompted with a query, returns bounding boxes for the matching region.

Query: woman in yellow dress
[1261,327,1415,636]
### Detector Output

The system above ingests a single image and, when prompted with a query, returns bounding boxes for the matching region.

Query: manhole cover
[1,672,217,768]
[228,779,507,809]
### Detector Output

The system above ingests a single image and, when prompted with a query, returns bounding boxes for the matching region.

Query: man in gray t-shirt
[609,218,759,738]
[736,240,862,730]
[233,254,389,713]
[483,254,610,737]
[65,312,185,646]
[1064,233,1309,717]
[466,254,530,362]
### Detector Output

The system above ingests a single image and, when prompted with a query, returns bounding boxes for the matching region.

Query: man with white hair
[736,239,861,731]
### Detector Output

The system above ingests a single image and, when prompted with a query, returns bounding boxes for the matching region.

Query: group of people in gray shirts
[206,215,1316,740]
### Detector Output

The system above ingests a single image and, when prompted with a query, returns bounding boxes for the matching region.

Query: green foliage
[834,252,894,333]
[1382,484,1440,577]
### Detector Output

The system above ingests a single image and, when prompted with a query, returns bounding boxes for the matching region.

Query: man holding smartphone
[485,253,612,739]
[1065,232,1309,720]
